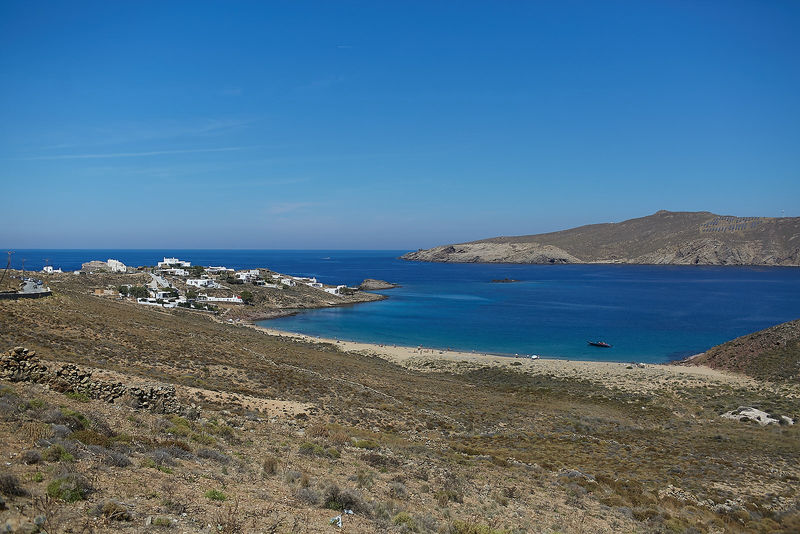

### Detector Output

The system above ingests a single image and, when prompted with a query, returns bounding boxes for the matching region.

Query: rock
[358,279,399,290]
[721,407,780,425]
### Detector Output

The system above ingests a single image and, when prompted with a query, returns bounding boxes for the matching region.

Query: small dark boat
[588,341,612,348]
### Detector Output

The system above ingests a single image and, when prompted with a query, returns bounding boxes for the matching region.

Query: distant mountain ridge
[401,210,800,266]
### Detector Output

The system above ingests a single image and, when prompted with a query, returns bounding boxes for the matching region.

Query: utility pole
[0,251,12,286]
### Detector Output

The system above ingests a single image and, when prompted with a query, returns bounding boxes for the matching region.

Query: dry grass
[0,271,798,532]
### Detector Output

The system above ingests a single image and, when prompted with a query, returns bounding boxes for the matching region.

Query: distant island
[401,210,800,266]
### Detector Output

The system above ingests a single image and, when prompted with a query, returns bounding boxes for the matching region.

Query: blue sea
[8,249,800,363]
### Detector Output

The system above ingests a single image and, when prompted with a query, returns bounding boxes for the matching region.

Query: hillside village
[50,257,384,321]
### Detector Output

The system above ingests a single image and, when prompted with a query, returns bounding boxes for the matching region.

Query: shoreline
[240,322,764,393]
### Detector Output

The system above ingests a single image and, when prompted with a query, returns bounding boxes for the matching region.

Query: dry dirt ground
[0,271,798,533]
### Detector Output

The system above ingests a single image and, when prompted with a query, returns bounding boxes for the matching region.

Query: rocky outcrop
[721,407,794,426]
[403,243,580,264]
[402,211,800,266]
[358,279,399,290]
[632,239,800,266]
[1,347,187,415]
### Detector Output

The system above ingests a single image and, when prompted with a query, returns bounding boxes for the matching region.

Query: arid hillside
[402,211,800,265]
[1,272,799,533]
[679,319,800,381]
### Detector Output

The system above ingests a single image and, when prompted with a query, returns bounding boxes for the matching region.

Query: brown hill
[679,319,800,381]
[402,210,800,265]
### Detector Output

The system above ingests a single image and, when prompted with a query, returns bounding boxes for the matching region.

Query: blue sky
[1,1,798,249]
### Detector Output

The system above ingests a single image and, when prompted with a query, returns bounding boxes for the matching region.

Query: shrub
[71,429,110,447]
[65,391,90,403]
[262,456,278,476]
[353,439,379,450]
[151,449,177,467]
[91,499,132,521]
[388,482,408,500]
[59,408,89,431]
[322,484,367,514]
[447,521,509,534]
[393,512,418,530]
[44,444,74,463]
[21,450,42,465]
[197,448,230,464]
[284,470,302,484]
[0,473,28,497]
[152,517,173,527]
[103,450,132,468]
[361,452,399,468]
[47,472,92,502]
[205,489,227,501]
[296,486,321,505]
[298,441,340,459]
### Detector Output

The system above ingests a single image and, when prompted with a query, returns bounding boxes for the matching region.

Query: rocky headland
[402,210,800,266]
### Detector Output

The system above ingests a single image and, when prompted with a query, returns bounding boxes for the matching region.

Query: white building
[324,285,348,295]
[206,266,234,274]
[187,278,220,289]
[280,278,296,287]
[235,270,261,283]
[160,268,189,277]
[196,293,243,303]
[158,257,191,268]
[107,259,127,273]
[307,282,323,288]
[42,266,63,274]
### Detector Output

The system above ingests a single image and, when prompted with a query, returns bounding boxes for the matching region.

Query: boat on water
[588,341,612,348]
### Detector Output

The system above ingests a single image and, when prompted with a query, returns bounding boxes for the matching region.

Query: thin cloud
[25,146,247,161]
[268,202,318,215]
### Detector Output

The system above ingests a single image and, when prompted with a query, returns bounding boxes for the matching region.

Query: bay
[8,249,800,363]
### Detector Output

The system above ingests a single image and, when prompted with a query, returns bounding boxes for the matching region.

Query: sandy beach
[244,322,783,396]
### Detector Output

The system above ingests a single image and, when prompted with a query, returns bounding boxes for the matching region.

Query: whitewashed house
[161,267,189,276]
[206,266,233,274]
[324,285,348,295]
[235,270,261,283]
[196,293,243,304]
[280,278,296,287]
[42,266,63,274]
[187,278,220,289]
[158,257,191,268]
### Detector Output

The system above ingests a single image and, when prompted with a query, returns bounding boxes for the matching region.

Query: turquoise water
[10,250,800,363]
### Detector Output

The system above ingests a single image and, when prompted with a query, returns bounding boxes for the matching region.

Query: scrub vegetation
[0,271,798,532]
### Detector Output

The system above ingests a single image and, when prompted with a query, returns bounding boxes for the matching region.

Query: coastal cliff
[401,210,800,266]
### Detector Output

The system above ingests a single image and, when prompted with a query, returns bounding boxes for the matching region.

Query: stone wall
[0,346,190,416]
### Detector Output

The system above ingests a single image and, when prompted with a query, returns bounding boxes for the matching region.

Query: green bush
[47,473,92,502]
[205,489,227,501]
[44,444,74,463]
[353,439,379,450]
[65,391,90,402]
[393,512,418,530]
